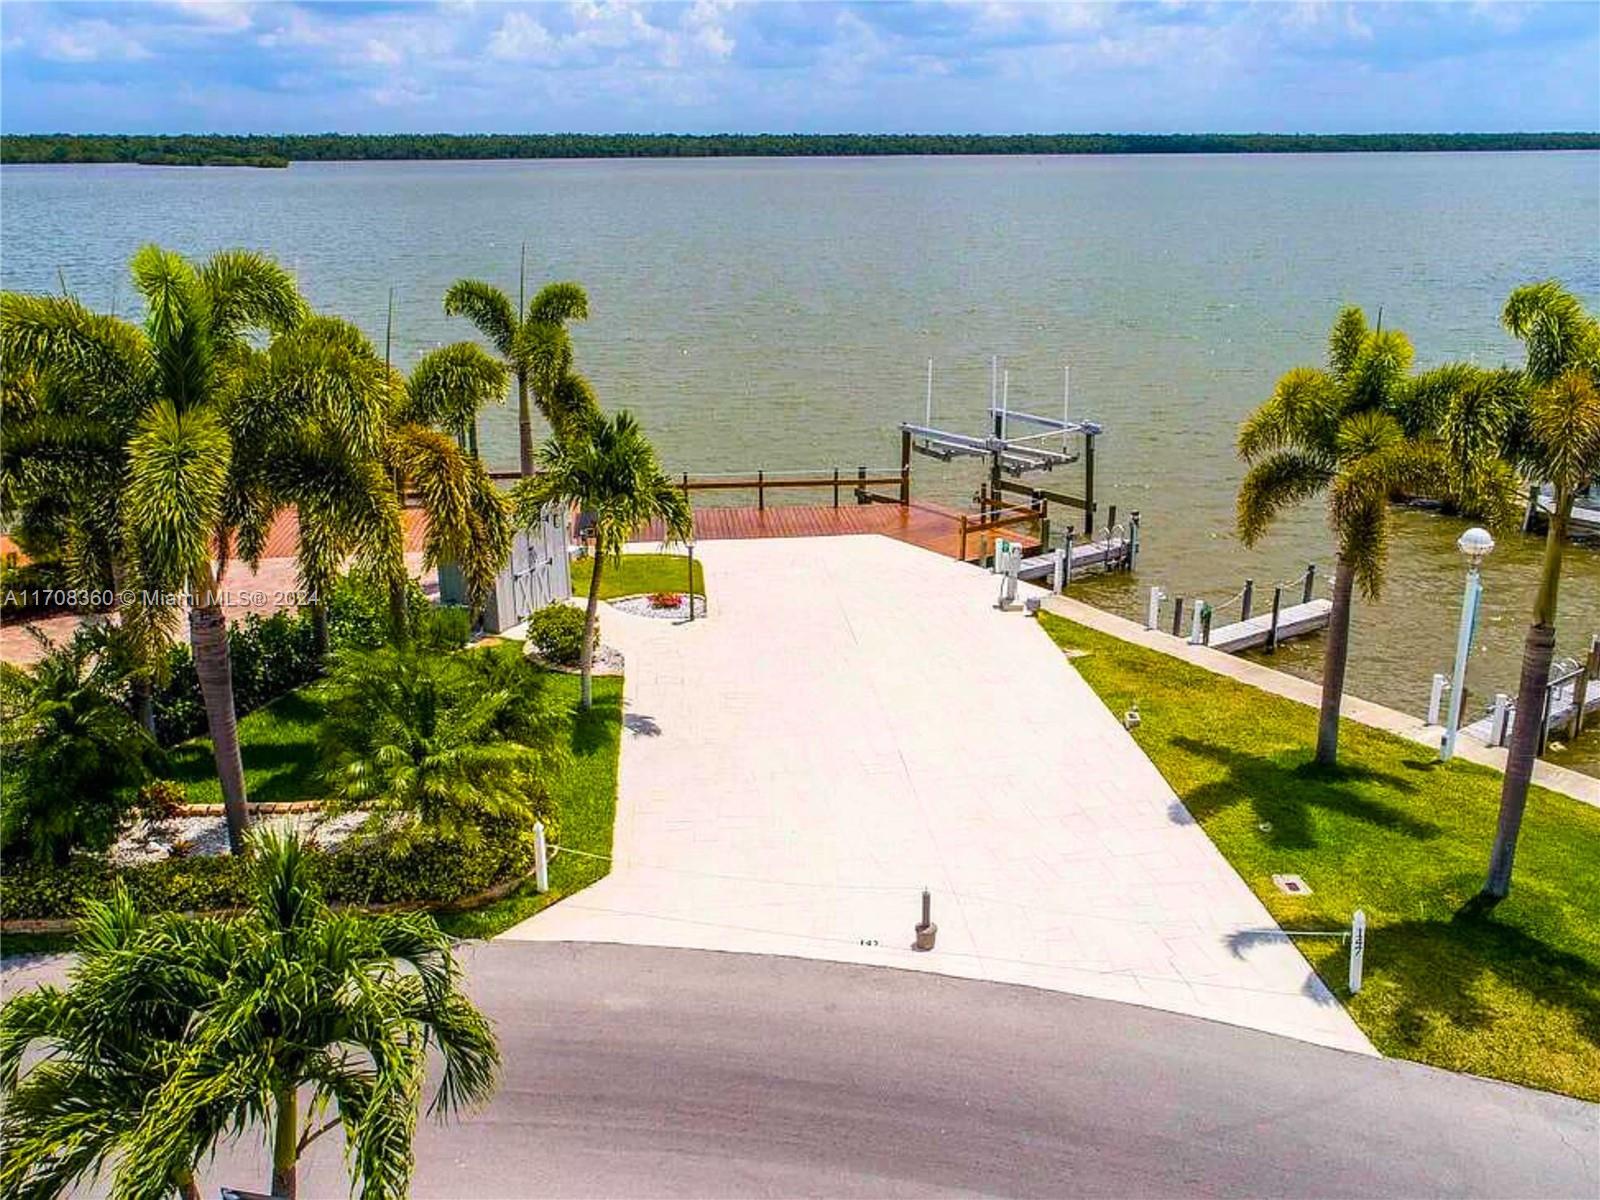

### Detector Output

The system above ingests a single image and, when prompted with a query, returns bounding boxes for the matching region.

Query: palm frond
[442,281,516,358]
[198,249,306,343]
[1234,450,1332,546]
[525,281,589,328]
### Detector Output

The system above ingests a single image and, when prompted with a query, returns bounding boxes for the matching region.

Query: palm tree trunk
[1315,557,1356,767]
[188,598,251,853]
[579,556,604,710]
[133,676,156,738]
[271,1085,298,1200]
[517,371,534,478]
[311,603,330,659]
[1483,492,1568,899]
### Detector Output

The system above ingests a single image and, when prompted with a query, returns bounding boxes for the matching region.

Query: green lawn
[572,552,704,601]
[168,688,329,806]
[1038,612,1600,1102]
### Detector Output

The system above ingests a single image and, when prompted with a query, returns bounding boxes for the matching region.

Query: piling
[1171,596,1186,639]
[1266,587,1283,652]
[1241,579,1254,622]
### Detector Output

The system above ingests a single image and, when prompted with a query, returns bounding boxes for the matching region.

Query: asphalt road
[17,941,1597,1198]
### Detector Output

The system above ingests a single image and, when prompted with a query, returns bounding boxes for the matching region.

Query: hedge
[0,812,554,922]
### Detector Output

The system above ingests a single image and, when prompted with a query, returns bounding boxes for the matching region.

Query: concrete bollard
[533,820,549,893]
[1489,693,1511,746]
[1427,673,1448,726]
[913,888,937,951]
[1146,586,1164,631]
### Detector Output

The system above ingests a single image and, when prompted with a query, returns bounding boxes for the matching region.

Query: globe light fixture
[1457,526,1495,569]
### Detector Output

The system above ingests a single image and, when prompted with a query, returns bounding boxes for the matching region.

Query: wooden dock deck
[639,501,1040,562]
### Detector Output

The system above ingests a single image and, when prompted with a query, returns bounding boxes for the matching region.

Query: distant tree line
[3,131,1597,165]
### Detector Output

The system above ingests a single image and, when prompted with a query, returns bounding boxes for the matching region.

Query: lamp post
[1441,527,1494,761]
[686,539,696,622]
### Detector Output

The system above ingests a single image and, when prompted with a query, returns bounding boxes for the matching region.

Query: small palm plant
[1483,282,1600,900]
[1236,307,1446,766]
[516,409,693,709]
[444,258,592,473]
[0,828,502,1200]
[0,627,161,863]
[318,647,566,839]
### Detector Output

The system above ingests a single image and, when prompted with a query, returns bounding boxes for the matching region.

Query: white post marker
[1052,546,1066,593]
[533,819,549,893]
[1427,673,1448,726]
[1146,586,1165,631]
[1348,909,1367,994]
[1189,602,1204,645]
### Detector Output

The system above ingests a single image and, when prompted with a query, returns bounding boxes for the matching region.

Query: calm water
[3,154,1598,770]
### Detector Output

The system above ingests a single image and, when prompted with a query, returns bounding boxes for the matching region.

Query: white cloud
[488,10,557,62]
[37,19,153,62]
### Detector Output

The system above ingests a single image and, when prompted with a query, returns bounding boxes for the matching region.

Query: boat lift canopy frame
[900,358,1104,529]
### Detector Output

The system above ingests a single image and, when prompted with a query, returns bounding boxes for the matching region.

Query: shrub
[326,568,431,652]
[419,604,472,651]
[151,610,320,745]
[318,646,567,836]
[135,779,187,822]
[648,591,683,610]
[525,603,592,666]
[1,637,161,864]
[0,813,549,920]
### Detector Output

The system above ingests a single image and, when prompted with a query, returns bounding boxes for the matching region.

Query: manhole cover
[1271,873,1312,895]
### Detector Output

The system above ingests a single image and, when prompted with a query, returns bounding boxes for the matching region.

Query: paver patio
[506,535,1373,1054]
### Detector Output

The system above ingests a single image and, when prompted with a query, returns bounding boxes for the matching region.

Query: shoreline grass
[1039,611,1600,1102]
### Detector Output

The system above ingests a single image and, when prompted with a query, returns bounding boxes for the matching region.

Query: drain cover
[1272,873,1312,895]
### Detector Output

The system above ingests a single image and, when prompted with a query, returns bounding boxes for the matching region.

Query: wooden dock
[637,500,1040,562]
[1205,599,1333,653]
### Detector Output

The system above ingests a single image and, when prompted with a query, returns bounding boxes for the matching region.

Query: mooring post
[1266,586,1283,652]
[857,464,867,504]
[1063,526,1076,589]
[1189,603,1205,646]
[913,887,937,951]
[1052,546,1066,593]
[1428,673,1448,725]
[1171,596,1185,639]
[900,428,912,505]
[1127,510,1141,570]
[1489,692,1510,746]
[1146,586,1164,631]
[533,820,549,894]
[958,515,969,562]
[833,467,841,509]
[681,470,690,501]
[1241,579,1254,622]
[1303,563,1316,605]
[757,469,765,512]
[1572,634,1600,738]
[1083,430,1096,532]
[1200,603,1213,646]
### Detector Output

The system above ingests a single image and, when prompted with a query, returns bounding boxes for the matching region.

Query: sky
[1,1,1597,136]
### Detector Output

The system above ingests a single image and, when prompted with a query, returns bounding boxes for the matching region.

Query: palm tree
[4,248,305,852]
[443,253,592,472]
[0,888,221,1200]
[318,646,566,841]
[386,342,516,639]
[1,829,499,1200]
[515,409,692,709]
[229,315,404,659]
[1236,307,1447,766]
[1,295,173,733]
[1483,282,1600,900]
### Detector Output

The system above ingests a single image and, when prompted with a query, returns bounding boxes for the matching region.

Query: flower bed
[607,593,708,620]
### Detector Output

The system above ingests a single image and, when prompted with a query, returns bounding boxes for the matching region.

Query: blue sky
[2,2,1596,135]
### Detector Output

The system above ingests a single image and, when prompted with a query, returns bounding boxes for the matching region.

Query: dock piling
[1302,563,1317,605]
[1146,586,1164,631]
[1266,587,1283,652]
[1171,596,1186,639]
[1241,579,1254,622]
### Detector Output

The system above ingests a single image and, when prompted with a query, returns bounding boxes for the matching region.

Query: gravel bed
[524,641,625,675]
[110,809,371,866]
[607,594,707,620]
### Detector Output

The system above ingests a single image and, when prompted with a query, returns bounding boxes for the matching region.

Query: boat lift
[899,358,1136,583]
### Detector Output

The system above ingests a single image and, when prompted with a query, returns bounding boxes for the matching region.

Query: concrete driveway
[508,535,1371,1054]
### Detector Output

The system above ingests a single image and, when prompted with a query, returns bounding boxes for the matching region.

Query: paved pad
[507,536,1372,1054]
